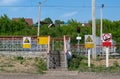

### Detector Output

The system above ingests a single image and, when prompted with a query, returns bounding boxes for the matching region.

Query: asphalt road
[0,71,120,79]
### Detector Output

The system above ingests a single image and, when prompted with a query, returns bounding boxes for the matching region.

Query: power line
[0,5,37,7]
[0,5,120,8]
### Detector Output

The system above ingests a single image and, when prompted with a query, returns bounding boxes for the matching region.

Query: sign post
[85,35,94,67]
[106,47,109,67]
[76,26,81,54]
[76,35,81,55]
[102,33,112,67]
[88,49,91,67]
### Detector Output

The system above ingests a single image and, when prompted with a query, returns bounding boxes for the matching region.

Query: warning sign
[23,37,31,48]
[102,33,112,47]
[24,38,30,43]
[37,36,49,45]
[85,35,93,43]
[102,33,112,42]
[85,35,94,48]
[86,36,93,42]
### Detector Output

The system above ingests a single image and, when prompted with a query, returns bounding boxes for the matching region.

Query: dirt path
[0,71,120,79]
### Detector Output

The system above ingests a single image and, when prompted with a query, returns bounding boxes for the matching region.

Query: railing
[0,36,48,52]
[71,44,120,56]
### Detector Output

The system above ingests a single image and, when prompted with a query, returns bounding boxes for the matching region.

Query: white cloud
[1,0,20,5]
[61,11,78,18]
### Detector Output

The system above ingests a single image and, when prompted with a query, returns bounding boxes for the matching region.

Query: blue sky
[0,0,120,23]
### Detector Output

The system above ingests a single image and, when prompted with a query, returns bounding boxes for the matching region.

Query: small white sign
[76,37,81,40]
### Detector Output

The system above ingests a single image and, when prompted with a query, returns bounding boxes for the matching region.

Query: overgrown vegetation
[35,58,47,74]
[0,14,37,36]
[1,14,120,43]
[68,52,88,70]
[0,56,47,74]
[68,52,120,73]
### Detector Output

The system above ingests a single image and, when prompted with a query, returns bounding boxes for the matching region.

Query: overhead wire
[0,5,120,8]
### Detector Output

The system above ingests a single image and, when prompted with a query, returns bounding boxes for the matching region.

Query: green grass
[35,58,47,74]
[68,52,120,73]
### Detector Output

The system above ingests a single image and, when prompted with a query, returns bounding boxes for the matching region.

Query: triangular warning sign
[24,37,30,43]
[86,36,93,42]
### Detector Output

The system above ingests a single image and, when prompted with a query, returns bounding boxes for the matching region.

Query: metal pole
[92,0,96,59]
[100,7,102,40]
[106,47,109,67]
[100,4,104,40]
[37,2,41,36]
[88,49,91,67]
[77,33,80,54]
[100,4,104,56]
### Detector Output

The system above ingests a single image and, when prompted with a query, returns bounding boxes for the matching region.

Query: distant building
[33,21,55,28]
[12,18,33,26]
[82,23,90,27]
[48,23,55,28]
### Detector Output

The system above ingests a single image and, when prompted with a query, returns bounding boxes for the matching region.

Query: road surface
[0,71,120,79]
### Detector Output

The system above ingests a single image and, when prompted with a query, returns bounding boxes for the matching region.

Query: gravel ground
[0,71,120,79]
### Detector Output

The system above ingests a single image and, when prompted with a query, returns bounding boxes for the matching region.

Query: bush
[14,56,24,64]
[68,52,120,73]
[35,58,47,74]
[113,61,119,67]
[68,52,88,71]
[14,56,24,60]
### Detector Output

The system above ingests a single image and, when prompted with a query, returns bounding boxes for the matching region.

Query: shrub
[35,58,47,74]
[113,61,119,67]
[68,52,88,71]
[14,56,24,60]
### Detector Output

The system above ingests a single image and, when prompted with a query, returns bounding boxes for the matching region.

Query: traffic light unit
[77,26,80,33]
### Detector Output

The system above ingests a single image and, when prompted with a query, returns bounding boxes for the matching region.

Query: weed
[14,56,24,60]
[35,58,47,74]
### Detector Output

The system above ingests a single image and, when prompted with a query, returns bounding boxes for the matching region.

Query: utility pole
[100,4,104,39]
[100,4,104,56]
[37,2,41,36]
[92,0,96,59]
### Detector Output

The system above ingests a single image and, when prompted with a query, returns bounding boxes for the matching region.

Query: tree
[0,14,11,35]
[54,20,64,26]
[0,14,37,36]
[42,17,53,24]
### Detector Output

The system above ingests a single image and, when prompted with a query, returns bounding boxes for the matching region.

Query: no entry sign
[102,33,112,47]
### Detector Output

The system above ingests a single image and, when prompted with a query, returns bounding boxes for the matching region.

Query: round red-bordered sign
[102,34,112,42]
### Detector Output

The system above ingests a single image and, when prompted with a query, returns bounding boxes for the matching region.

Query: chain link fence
[0,36,48,57]
[71,44,120,57]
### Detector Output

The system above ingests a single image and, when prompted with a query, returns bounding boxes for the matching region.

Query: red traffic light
[77,26,80,33]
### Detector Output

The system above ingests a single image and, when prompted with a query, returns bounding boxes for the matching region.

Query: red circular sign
[102,34,112,42]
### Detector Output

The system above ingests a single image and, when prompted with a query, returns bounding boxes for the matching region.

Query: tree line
[0,14,120,44]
